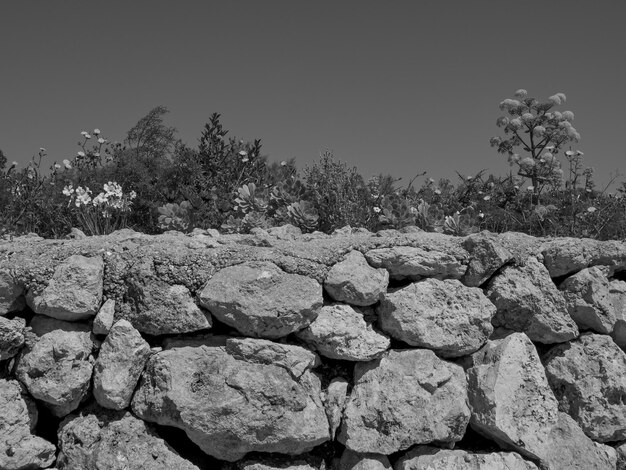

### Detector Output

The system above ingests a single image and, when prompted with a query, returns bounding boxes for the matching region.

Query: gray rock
[541,238,626,278]
[611,280,626,350]
[0,379,56,470]
[377,279,495,357]
[338,449,391,470]
[324,377,348,440]
[296,304,390,361]
[395,446,538,470]
[198,261,323,339]
[364,246,466,280]
[92,298,115,335]
[485,257,579,343]
[338,348,470,454]
[461,232,513,287]
[617,441,626,470]
[26,254,104,321]
[57,408,200,470]
[235,458,318,470]
[324,250,389,306]
[467,332,616,469]
[132,340,329,461]
[0,269,24,315]
[162,333,229,349]
[267,224,303,240]
[93,319,151,410]
[15,315,94,417]
[559,266,616,334]
[0,316,25,360]
[543,333,626,442]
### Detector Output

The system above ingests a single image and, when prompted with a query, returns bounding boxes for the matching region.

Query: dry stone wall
[1,226,626,469]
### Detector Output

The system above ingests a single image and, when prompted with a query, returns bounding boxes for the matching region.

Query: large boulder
[15,315,95,417]
[461,232,513,287]
[377,279,495,357]
[395,446,538,470]
[0,379,56,470]
[57,408,200,470]
[26,254,103,321]
[93,319,151,410]
[0,316,25,360]
[611,280,626,350]
[559,266,616,334]
[296,304,390,361]
[467,332,616,469]
[338,348,470,454]
[198,261,323,339]
[131,338,329,461]
[485,257,579,343]
[364,246,466,280]
[541,238,626,278]
[543,333,626,442]
[0,269,25,315]
[324,250,389,306]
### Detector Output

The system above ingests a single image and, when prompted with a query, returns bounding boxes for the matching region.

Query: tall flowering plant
[62,181,136,235]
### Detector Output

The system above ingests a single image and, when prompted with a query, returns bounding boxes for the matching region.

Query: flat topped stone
[364,246,466,280]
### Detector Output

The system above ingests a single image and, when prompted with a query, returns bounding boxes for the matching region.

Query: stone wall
[1,225,626,470]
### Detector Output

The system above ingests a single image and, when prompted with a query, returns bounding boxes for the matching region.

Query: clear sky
[1,1,625,190]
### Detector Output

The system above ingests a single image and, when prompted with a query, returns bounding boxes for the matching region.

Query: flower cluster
[63,182,136,216]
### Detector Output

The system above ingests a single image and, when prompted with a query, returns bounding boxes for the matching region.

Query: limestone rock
[338,449,391,470]
[395,446,538,470]
[234,458,318,470]
[364,246,466,280]
[131,339,329,461]
[324,250,389,306]
[467,332,616,469]
[198,261,323,339]
[57,408,200,470]
[617,441,626,470]
[92,298,115,335]
[485,257,579,343]
[541,238,626,278]
[543,333,626,442]
[296,304,390,361]
[0,379,56,470]
[0,269,24,315]
[461,232,513,287]
[267,224,303,240]
[324,377,348,440]
[559,266,616,334]
[93,319,151,410]
[26,254,104,321]
[611,280,626,350]
[0,316,25,360]
[377,279,495,357]
[15,315,94,417]
[338,348,470,454]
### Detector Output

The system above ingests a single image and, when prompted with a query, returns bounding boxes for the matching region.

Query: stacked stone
[1,226,626,469]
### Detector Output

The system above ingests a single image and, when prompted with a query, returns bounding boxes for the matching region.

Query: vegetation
[1,91,625,240]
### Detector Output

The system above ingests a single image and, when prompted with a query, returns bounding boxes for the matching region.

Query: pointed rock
[461,232,513,287]
[92,298,115,335]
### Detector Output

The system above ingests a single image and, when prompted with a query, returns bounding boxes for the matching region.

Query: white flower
[63,159,72,169]
[373,207,381,213]
[521,113,534,122]
[562,111,575,121]
[241,157,249,163]
[280,161,287,166]
[98,138,106,144]
[93,152,100,158]
[129,190,137,200]
[81,131,88,136]
[509,118,523,129]
[62,185,74,196]
[10,161,18,167]
[478,212,485,218]
[565,150,575,156]
[54,163,61,169]
[576,150,584,156]
[527,185,535,192]
[77,151,85,157]
[434,189,442,195]
[467,176,473,181]
[93,129,101,135]
[514,89,528,98]
[40,147,46,152]
[483,195,491,201]
[239,150,247,157]
[520,157,535,167]
[409,206,417,214]
[92,193,108,206]
[587,206,596,213]
[84,133,92,139]
[533,126,546,136]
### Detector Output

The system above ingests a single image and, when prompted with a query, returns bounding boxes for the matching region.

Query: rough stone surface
[0,379,56,470]
[377,279,495,357]
[543,333,626,442]
[26,254,104,320]
[338,348,470,454]
[0,269,24,315]
[198,261,323,339]
[131,340,330,461]
[559,266,616,334]
[15,315,94,417]
[93,319,151,410]
[542,237,626,278]
[467,332,616,469]
[338,449,391,470]
[324,377,348,440]
[92,298,115,335]
[461,232,513,287]
[485,257,579,343]
[57,407,200,470]
[611,279,626,350]
[324,250,389,306]
[395,446,538,470]
[364,246,467,281]
[234,458,317,470]
[0,316,25,360]
[617,441,626,470]
[296,304,390,361]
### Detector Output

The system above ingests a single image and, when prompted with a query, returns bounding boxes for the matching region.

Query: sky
[1,1,625,191]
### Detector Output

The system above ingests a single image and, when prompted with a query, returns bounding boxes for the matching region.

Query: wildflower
[467,176,473,181]
[552,111,563,120]
[54,163,61,169]
[10,161,17,167]
[562,111,575,121]
[545,146,555,151]
[483,195,491,201]
[241,157,249,163]
[98,138,106,144]
[509,118,523,129]
[565,150,575,157]
[77,151,85,157]
[576,150,584,156]
[428,178,435,184]
[521,113,534,122]
[93,129,101,135]
[548,93,566,106]
[92,193,108,206]
[409,206,417,214]
[533,126,546,136]
[488,182,495,188]
[84,133,91,139]
[527,185,535,192]
[434,189,442,195]
[496,116,510,127]
[587,206,596,213]
[499,99,521,110]
[239,150,247,157]
[514,185,519,190]
[62,185,74,196]
[373,207,381,213]
[507,153,520,165]
[63,159,72,169]
[478,212,485,218]
[129,190,137,200]
[280,161,287,166]
[40,147,46,152]
[520,157,535,167]
[514,89,528,98]
[81,131,88,136]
